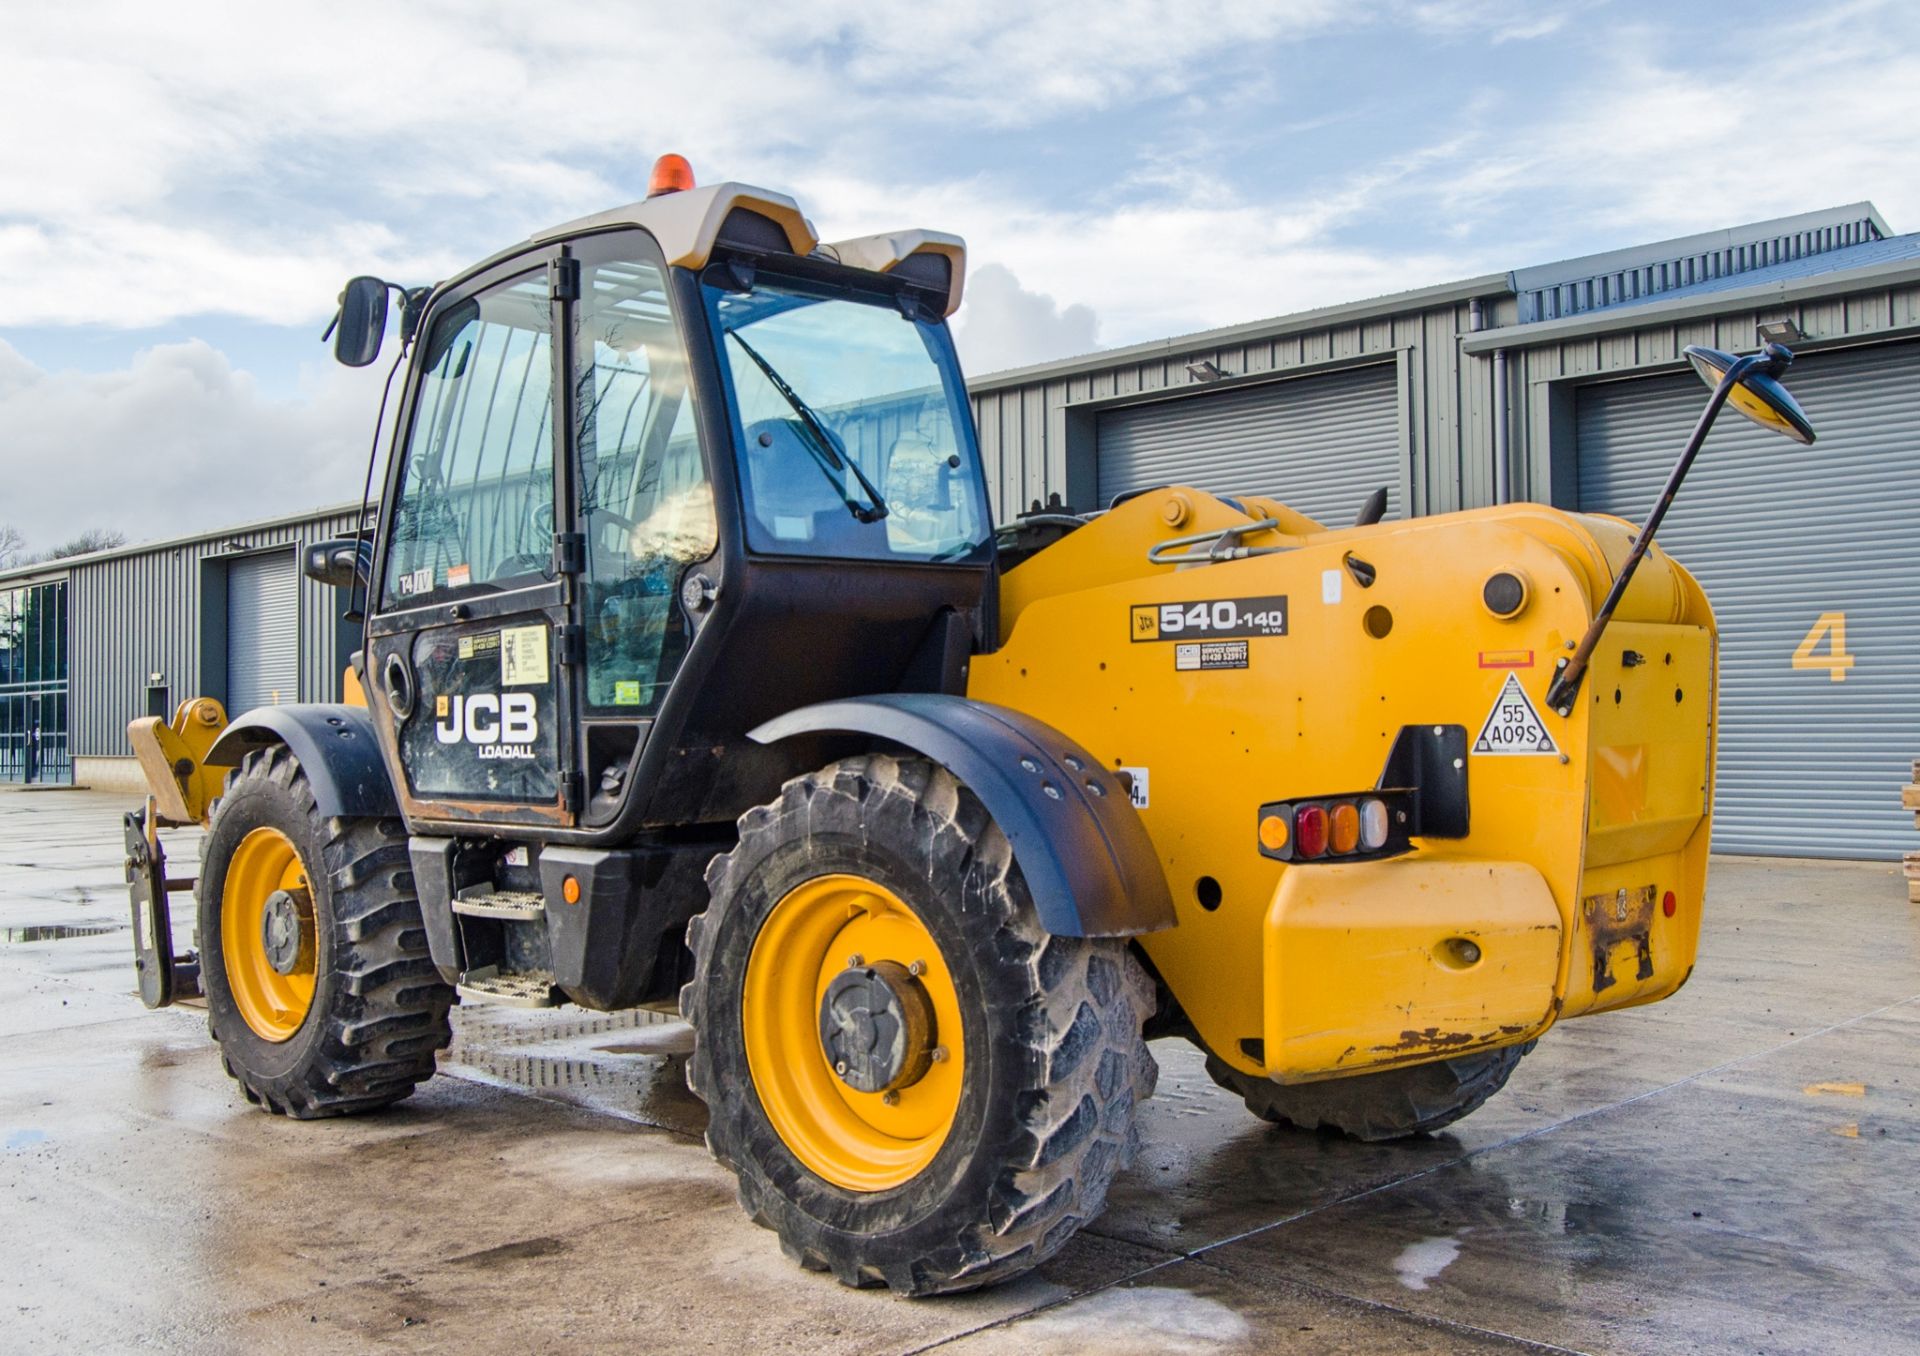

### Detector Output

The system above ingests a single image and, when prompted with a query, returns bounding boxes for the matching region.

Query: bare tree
[0,523,24,567]
[45,528,129,560]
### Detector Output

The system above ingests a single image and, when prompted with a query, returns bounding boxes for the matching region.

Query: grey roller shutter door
[226,550,299,716]
[1096,363,1403,525]
[1575,339,1920,859]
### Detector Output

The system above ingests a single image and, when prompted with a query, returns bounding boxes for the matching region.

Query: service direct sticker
[1175,640,1249,671]
[1131,595,1287,642]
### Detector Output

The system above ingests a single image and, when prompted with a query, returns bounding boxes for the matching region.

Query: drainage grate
[1,922,120,943]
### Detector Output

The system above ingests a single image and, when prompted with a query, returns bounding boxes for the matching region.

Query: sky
[2,0,1917,556]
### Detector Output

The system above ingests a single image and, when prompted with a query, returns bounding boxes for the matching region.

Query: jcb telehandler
[125,156,1816,1295]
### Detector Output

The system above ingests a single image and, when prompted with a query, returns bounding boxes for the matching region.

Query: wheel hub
[260,888,312,976]
[819,960,935,1094]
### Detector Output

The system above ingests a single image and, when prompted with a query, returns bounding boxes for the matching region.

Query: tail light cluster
[1257,792,1412,863]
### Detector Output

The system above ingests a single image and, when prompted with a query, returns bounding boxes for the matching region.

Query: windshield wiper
[727,330,889,523]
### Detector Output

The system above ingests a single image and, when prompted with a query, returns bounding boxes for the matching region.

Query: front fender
[751,694,1176,938]
[204,704,397,820]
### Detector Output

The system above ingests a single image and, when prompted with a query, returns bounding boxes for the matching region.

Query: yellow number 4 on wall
[1792,611,1856,683]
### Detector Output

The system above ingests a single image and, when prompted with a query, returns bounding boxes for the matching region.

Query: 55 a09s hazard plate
[1131,596,1288,642]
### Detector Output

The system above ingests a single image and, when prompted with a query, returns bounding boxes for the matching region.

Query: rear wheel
[199,745,454,1118]
[1203,1043,1531,1142]
[684,754,1157,1295]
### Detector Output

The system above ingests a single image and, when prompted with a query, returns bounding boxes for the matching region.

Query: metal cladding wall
[1574,340,1920,859]
[1094,362,1402,524]
[54,507,366,759]
[968,282,1514,524]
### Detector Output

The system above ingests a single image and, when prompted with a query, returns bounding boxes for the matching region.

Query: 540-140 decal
[1130,595,1288,642]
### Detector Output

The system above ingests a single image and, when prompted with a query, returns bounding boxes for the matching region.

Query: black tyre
[683,754,1157,1296]
[198,745,454,1118]
[1203,1042,1531,1142]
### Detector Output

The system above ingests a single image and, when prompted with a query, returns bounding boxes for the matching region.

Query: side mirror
[1684,343,1816,445]
[303,538,369,589]
[331,277,389,368]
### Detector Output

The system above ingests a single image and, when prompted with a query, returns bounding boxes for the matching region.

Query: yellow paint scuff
[1803,1081,1867,1098]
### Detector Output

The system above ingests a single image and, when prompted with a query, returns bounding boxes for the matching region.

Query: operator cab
[332,160,994,842]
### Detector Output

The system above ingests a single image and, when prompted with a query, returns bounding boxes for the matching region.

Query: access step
[450,889,546,921]
[456,967,560,1008]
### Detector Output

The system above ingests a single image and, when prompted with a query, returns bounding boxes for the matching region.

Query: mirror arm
[1544,352,1765,717]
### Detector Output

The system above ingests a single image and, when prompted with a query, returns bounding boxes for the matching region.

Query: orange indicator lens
[1329,803,1361,854]
[1259,813,1290,852]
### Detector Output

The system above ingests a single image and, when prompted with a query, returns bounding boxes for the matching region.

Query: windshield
[705,277,991,563]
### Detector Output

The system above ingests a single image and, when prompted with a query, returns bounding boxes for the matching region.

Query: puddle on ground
[1393,1233,1462,1291]
[0,922,121,943]
[1003,1285,1250,1352]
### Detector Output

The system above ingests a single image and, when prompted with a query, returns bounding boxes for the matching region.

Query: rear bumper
[1261,856,1562,1084]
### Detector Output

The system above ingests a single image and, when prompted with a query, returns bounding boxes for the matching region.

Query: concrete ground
[2,788,1917,1356]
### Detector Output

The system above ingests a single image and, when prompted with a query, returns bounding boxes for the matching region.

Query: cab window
[575,252,715,713]
[707,278,990,564]
[381,272,555,607]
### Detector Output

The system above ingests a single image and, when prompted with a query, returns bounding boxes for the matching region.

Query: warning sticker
[1474,672,1559,756]
[447,563,472,589]
[500,625,550,686]
[1175,640,1249,671]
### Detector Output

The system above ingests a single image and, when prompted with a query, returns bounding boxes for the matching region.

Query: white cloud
[1429,6,1920,241]
[0,339,383,555]
[954,264,1100,374]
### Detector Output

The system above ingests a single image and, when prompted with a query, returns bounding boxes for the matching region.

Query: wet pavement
[3,786,1917,1354]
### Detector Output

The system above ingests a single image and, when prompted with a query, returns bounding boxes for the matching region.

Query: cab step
[451,889,546,921]
[456,966,560,1008]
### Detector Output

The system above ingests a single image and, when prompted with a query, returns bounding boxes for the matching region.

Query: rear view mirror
[303,538,369,589]
[330,277,390,368]
[1684,343,1816,445]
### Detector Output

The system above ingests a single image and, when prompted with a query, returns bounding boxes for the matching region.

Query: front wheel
[198,745,454,1117]
[683,754,1157,1296]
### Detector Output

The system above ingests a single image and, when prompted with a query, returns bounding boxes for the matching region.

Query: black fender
[204,704,399,820]
[751,694,1176,938]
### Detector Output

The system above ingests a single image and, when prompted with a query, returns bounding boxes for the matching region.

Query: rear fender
[204,704,398,820]
[750,694,1176,938]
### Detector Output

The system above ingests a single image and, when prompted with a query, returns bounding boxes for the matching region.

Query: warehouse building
[5,202,1917,859]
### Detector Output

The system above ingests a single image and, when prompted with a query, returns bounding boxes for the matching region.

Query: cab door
[365,252,580,828]
[564,234,718,824]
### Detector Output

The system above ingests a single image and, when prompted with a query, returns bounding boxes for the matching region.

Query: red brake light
[1294,804,1328,859]
[647,153,696,197]
[1662,890,1676,917]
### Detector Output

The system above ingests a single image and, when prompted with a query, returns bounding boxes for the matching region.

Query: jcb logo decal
[436,693,538,759]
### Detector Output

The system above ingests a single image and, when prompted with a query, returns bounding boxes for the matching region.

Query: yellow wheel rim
[221,826,317,1042]
[743,873,966,1193]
